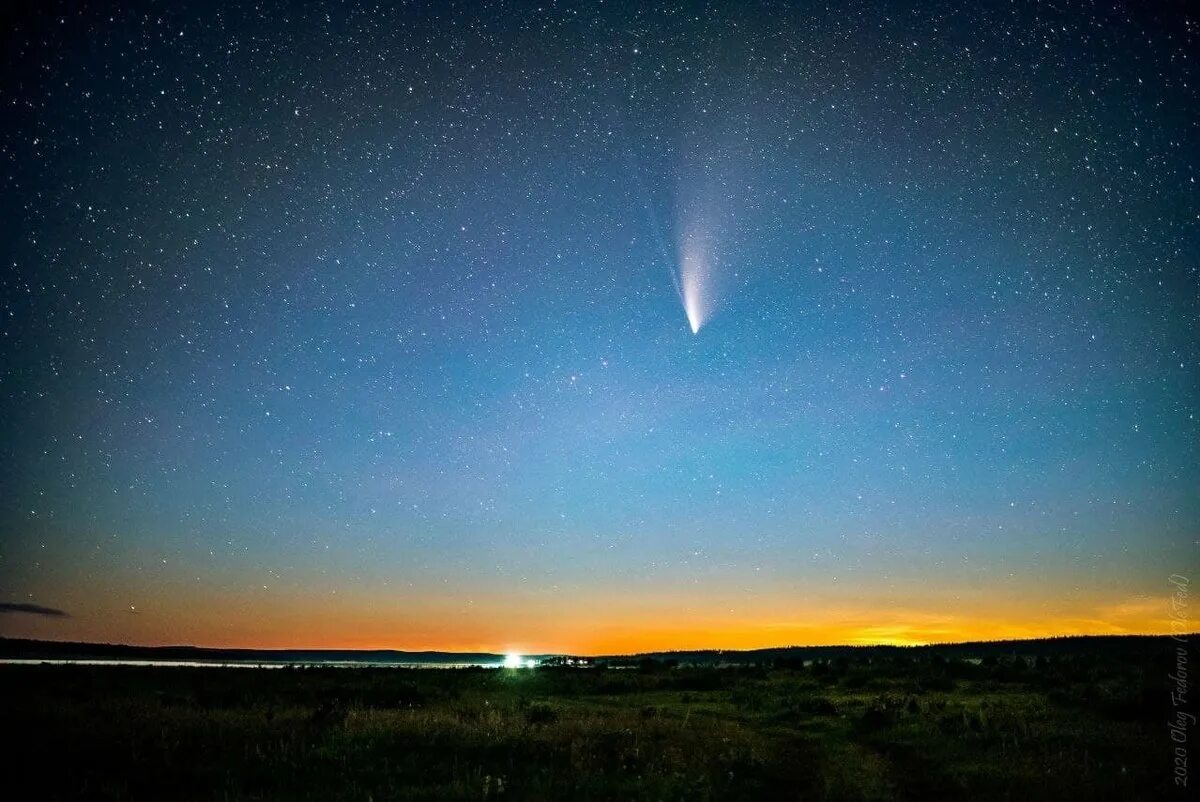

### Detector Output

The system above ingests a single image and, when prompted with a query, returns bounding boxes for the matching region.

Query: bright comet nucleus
[682,271,704,334]
[677,225,712,334]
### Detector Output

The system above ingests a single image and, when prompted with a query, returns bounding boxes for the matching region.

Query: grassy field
[1,650,1180,801]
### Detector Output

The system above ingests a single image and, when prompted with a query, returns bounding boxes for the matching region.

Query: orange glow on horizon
[0,584,1181,656]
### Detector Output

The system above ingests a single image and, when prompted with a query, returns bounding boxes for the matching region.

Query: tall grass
[1,653,1176,801]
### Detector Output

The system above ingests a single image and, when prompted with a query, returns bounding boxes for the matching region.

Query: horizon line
[1,630,1192,659]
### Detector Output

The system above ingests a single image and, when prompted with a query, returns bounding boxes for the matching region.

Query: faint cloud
[1098,595,1161,620]
[0,602,69,618]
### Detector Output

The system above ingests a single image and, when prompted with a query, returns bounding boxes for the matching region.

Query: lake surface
[0,658,506,669]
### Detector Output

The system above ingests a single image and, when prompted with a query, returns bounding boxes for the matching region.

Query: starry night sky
[1,0,1196,653]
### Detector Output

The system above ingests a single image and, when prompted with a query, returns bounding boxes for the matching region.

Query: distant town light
[504,652,523,668]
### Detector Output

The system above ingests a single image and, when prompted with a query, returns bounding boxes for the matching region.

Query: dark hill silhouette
[1,633,1190,665]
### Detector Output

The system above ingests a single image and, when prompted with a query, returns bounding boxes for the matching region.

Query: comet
[621,138,719,334]
[676,219,714,334]
[683,275,704,333]
[623,144,719,334]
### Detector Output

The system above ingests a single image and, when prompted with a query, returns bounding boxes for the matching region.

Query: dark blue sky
[0,0,1195,651]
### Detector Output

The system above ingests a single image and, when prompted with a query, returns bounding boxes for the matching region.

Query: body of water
[0,658,505,669]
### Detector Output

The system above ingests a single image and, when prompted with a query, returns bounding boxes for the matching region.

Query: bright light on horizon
[503,652,537,668]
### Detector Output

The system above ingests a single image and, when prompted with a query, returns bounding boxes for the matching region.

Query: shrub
[525,702,557,725]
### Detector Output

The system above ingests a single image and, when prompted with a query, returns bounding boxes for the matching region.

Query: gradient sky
[1,0,1196,654]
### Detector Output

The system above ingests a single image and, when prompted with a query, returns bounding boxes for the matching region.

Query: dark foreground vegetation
[2,638,1189,801]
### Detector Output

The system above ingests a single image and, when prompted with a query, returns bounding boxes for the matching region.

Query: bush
[525,702,557,725]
